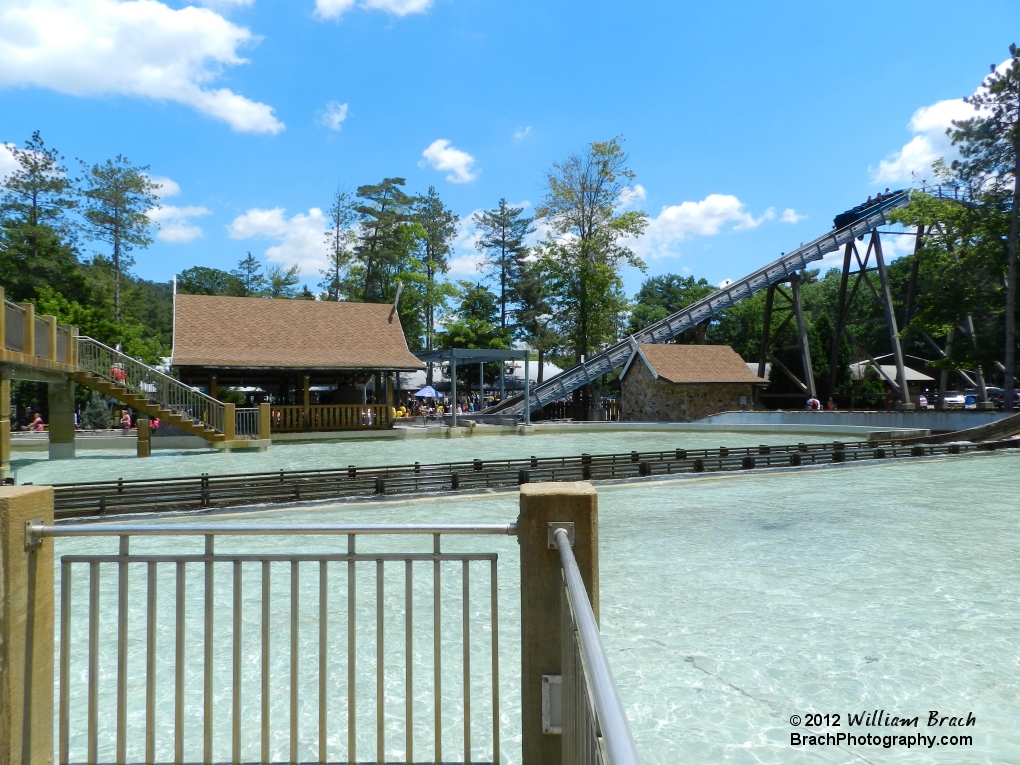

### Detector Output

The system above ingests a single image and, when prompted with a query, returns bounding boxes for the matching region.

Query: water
[53,451,1020,764]
[16,428,843,485]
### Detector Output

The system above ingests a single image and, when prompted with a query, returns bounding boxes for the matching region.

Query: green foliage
[629,274,716,335]
[178,266,244,297]
[474,199,534,330]
[80,390,112,430]
[536,136,648,361]
[267,264,301,298]
[319,187,357,301]
[232,252,268,297]
[435,282,512,388]
[414,187,458,349]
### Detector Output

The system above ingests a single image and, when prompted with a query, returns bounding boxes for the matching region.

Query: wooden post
[0,485,55,765]
[0,377,9,479]
[519,482,599,765]
[223,402,236,441]
[137,416,150,457]
[259,402,271,440]
[209,375,218,399]
[20,303,34,358]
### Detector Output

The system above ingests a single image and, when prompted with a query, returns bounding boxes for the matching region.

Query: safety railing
[270,404,390,431]
[76,336,226,435]
[30,521,512,765]
[554,527,639,765]
[234,407,261,439]
[4,300,26,351]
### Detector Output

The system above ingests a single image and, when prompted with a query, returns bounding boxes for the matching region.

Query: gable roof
[171,294,424,371]
[625,344,767,385]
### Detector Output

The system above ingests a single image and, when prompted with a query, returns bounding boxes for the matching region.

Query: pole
[450,356,458,429]
[791,275,817,399]
[524,353,531,426]
[479,362,484,405]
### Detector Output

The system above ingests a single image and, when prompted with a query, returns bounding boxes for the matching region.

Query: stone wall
[620,358,754,422]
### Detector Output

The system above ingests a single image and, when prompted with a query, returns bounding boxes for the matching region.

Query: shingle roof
[628,344,767,384]
[171,294,425,371]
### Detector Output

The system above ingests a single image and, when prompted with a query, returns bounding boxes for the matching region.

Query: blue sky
[1,0,1018,298]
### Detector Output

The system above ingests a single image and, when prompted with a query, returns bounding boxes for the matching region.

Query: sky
[1,0,1018,299]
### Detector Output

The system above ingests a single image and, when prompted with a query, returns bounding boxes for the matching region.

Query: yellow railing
[270,404,391,431]
[0,286,75,364]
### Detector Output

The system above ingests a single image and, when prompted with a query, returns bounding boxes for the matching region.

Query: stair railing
[76,336,226,435]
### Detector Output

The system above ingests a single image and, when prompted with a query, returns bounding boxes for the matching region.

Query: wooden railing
[270,404,391,431]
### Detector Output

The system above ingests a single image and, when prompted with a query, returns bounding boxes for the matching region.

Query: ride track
[485,191,913,416]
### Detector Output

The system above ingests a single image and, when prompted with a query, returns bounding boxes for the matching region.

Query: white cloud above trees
[314,0,432,20]
[320,101,349,131]
[0,0,284,134]
[148,204,212,243]
[421,139,478,183]
[0,143,17,181]
[228,207,329,274]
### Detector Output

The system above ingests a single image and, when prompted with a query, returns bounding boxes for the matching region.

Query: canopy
[414,386,439,398]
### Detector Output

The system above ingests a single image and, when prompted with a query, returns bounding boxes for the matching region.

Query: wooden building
[620,344,766,422]
[171,294,424,430]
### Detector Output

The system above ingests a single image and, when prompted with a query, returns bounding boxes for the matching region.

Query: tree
[514,258,559,383]
[353,178,416,303]
[0,131,84,302]
[319,187,357,301]
[232,252,268,297]
[79,155,159,323]
[177,266,243,297]
[535,137,648,372]
[267,264,301,298]
[474,199,535,330]
[414,187,458,352]
[950,44,1020,403]
[629,274,716,335]
[435,282,512,391]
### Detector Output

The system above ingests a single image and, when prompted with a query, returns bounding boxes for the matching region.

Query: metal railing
[76,336,226,435]
[271,404,390,431]
[234,407,261,439]
[488,192,912,416]
[30,521,513,765]
[5,300,25,351]
[554,527,639,765]
[36,315,51,358]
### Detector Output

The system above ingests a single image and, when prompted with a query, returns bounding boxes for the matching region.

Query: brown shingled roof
[628,344,766,384]
[172,294,424,371]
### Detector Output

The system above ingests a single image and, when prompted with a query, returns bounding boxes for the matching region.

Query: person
[826,398,835,411]
[806,397,821,411]
[151,417,161,430]
[120,410,132,429]
[31,412,45,431]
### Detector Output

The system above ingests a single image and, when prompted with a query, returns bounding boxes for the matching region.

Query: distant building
[171,294,423,407]
[849,360,934,407]
[620,344,767,422]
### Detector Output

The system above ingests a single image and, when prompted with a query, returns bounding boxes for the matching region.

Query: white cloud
[780,208,805,224]
[446,253,486,276]
[148,204,211,243]
[631,193,773,260]
[0,0,283,134]
[871,59,1014,185]
[421,139,478,183]
[198,0,253,8]
[148,175,181,199]
[228,207,329,273]
[320,101,349,131]
[618,184,647,210]
[513,126,531,141]
[315,0,431,19]
[0,143,17,181]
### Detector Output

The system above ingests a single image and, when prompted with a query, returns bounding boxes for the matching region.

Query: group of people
[395,392,502,418]
[805,397,836,411]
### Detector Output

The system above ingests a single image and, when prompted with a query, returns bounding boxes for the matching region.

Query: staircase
[73,337,226,443]
[488,191,914,416]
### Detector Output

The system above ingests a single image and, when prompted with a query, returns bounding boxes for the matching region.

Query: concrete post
[42,316,58,362]
[137,416,150,457]
[20,303,34,358]
[0,377,9,479]
[519,482,599,765]
[223,402,236,441]
[47,379,76,460]
[259,402,271,440]
[0,485,55,765]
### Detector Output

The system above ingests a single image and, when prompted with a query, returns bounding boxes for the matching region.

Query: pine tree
[267,264,300,298]
[319,187,356,301]
[353,178,415,303]
[414,187,457,351]
[474,199,534,330]
[79,155,159,323]
[231,252,267,297]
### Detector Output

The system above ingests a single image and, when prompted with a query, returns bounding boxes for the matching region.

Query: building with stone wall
[619,344,767,422]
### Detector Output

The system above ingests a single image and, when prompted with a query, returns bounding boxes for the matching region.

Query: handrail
[554,527,640,765]
[30,521,520,540]
[76,335,226,434]
[4,299,26,315]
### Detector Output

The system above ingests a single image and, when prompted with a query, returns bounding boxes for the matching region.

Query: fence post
[259,402,271,440]
[223,402,236,441]
[519,482,599,765]
[0,485,55,764]
[20,303,34,357]
[137,416,151,457]
[0,377,9,479]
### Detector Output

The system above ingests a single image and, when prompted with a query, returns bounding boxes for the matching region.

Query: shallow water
[53,451,1020,764]
[15,428,841,485]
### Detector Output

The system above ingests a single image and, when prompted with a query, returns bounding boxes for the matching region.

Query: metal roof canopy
[414,349,530,364]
